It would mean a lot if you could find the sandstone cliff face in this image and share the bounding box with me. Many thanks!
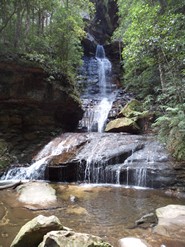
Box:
[0,56,83,166]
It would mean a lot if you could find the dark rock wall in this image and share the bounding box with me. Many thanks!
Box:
[90,0,118,44]
[82,0,119,57]
[0,57,83,166]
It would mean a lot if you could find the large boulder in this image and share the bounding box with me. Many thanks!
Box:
[10,215,63,247]
[105,117,140,133]
[106,99,154,133]
[154,204,185,240]
[38,230,112,247]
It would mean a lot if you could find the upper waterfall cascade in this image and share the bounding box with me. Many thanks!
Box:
[78,45,116,132]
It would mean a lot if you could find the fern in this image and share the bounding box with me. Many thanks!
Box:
[153,104,185,160]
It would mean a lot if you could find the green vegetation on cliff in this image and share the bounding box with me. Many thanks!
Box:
[0,0,94,76]
[115,0,185,160]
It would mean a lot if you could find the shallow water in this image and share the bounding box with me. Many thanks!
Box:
[1,184,185,247]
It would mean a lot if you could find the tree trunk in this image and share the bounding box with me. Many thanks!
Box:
[158,52,166,92]
[158,0,167,13]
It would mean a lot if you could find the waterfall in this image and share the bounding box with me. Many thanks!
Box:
[0,44,170,189]
[95,44,105,58]
[96,45,112,96]
[2,133,85,180]
[79,45,116,132]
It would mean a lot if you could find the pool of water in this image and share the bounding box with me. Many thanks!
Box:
[1,184,185,247]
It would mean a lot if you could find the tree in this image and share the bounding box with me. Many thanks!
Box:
[114,0,185,159]
[0,0,94,76]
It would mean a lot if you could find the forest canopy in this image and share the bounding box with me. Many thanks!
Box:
[0,0,94,75]
[114,0,185,160]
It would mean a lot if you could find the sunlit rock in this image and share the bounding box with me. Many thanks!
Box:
[38,230,113,247]
[10,215,63,247]
[17,182,56,206]
[118,237,150,247]
[154,204,185,240]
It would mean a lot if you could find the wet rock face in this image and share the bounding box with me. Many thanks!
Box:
[31,132,177,188]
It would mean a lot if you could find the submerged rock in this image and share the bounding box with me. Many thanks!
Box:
[66,205,88,215]
[154,204,185,240]
[10,215,63,247]
[39,230,112,247]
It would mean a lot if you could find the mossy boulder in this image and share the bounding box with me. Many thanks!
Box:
[10,215,63,247]
[11,215,112,247]
[105,117,140,133]
[39,230,113,247]
[106,99,153,133]
[118,99,144,118]
[0,139,14,173]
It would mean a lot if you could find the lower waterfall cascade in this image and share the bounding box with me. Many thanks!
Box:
[0,45,176,189]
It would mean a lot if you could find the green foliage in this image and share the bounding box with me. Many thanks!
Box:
[115,0,185,159]
[115,0,185,96]
[153,104,185,160]
[0,0,94,77]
